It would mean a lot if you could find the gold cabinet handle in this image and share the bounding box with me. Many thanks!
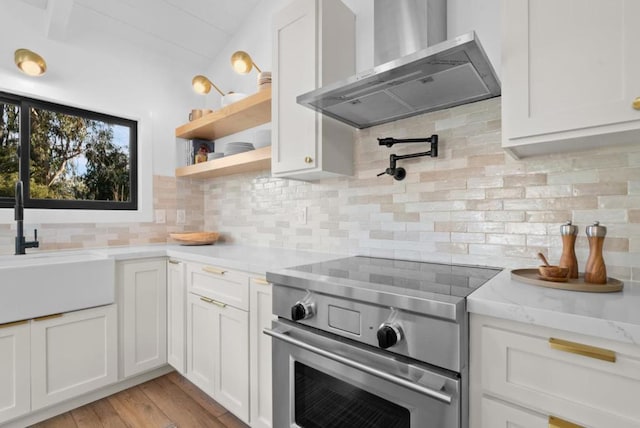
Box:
[254,277,269,285]
[202,266,227,275]
[549,337,615,363]
[168,259,180,265]
[304,156,313,164]
[549,415,584,428]
[34,313,63,322]
[200,296,227,308]
[0,319,29,329]
[633,97,640,110]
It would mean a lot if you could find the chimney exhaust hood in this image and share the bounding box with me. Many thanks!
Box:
[296,0,501,129]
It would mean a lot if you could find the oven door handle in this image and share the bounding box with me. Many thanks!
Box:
[264,328,453,405]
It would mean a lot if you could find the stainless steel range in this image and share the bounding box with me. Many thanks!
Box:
[265,256,501,428]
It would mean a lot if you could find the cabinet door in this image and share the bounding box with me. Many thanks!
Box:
[186,293,217,396]
[272,0,355,179]
[272,0,318,175]
[215,301,249,424]
[482,396,548,428]
[118,259,167,378]
[0,321,30,424]
[249,278,274,428]
[167,259,186,374]
[502,0,640,157]
[31,305,117,410]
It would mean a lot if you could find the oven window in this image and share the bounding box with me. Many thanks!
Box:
[294,362,410,428]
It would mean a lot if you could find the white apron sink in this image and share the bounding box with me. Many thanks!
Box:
[0,252,115,324]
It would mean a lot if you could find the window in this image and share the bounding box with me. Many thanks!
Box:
[0,92,137,210]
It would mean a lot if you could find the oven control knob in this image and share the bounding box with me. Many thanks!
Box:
[291,302,314,321]
[377,323,403,349]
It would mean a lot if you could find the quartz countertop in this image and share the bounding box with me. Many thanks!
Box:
[468,269,640,345]
[93,243,342,275]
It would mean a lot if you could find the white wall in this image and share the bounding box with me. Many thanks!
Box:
[0,0,197,223]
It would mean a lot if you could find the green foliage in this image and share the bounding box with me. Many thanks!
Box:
[0,103,131,202]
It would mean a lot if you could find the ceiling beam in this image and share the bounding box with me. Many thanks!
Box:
[46,0,74,40]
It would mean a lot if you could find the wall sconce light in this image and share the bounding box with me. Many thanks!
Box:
[230,51,262,74]
[191,75,225,96]
[14,48,47,76]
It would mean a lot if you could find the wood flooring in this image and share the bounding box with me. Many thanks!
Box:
[30,372,249,428]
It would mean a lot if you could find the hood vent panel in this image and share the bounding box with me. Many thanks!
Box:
[296,0,500,129]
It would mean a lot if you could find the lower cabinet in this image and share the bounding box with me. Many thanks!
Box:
[186,269,250,423]
[249,277,274,428]
[167,259,186,374]
[470,314,640,428]
[117,258,167,379]
[0,321,30,424]
[31,305,118,410]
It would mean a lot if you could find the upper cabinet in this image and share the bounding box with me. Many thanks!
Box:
[501,0,640,158]
[272,0,355,180]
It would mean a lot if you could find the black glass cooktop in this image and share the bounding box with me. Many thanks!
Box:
[288,256,501,298]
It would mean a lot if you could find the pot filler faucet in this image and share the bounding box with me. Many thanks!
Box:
[15,181,39,255]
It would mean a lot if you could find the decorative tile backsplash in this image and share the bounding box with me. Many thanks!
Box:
[0,176,204,255]
[204,98,640,280]
[1,97,637,281]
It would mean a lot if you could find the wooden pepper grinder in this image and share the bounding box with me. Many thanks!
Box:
[559,221,579,279]
[585,221,607,284]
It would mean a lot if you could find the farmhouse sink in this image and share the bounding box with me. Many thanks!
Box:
[0,252,115,324]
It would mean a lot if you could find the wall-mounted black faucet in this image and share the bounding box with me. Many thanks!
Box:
[376,134,438,181]
[15,181,39,255]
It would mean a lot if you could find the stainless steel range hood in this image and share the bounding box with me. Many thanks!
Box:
[296,0,501,129]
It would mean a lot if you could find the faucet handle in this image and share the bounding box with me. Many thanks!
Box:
[34,228,38,241]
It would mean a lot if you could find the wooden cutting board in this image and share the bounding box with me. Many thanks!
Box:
[511,269,623,292]
[169,232,219,246]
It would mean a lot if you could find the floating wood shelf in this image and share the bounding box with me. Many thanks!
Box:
[175,88,271,141]
[175,146,271,179]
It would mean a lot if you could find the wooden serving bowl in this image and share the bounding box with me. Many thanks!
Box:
[538,265,569,279]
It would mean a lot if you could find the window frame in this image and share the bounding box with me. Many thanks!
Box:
[0,91,138,210]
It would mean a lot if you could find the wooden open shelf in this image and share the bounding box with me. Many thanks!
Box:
[175,146,271,179]
[175,88,271,141]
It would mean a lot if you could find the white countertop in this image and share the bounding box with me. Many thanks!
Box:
[468,269,640,345]
[93,243,343,275]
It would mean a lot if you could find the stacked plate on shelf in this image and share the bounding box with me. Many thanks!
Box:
[258,71,271,92]
[207,152,225,161]
[224,142,255,156]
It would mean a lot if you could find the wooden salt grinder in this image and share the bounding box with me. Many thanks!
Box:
[559,221,579,279]
[585,221,607,284]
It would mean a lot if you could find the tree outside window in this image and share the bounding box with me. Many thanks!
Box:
[0,93,137,210]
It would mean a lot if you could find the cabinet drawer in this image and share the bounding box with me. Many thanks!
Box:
[481,325,640,427]
[186,262,249,311]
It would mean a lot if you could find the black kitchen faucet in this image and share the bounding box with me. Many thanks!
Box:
[15,180,39,255]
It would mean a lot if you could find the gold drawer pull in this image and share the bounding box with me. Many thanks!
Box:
[304,156,313,164]
[0,319,29,329]
[549,337,615,363]
[200,296,227,308]
[633,97,640,110]
[254,277,269,285]
[34,313,63,322]
[202,266,227,275]
[549,415,584,428]
[168,259,180,265]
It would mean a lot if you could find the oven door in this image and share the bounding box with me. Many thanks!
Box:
[265,319,460,428]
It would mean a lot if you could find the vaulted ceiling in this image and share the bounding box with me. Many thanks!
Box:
[18,0,262,68]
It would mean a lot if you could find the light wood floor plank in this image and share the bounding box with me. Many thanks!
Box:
[86,399,128,428]
[71,405,103,428]
[140,376,227,428]
[218,411,250,428]
[107,386,173,428]
[165,371,228,417]
[30,412,78,428]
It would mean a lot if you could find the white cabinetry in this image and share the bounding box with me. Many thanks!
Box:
[272,0,355,180]
[501,0,640,158]
[167,259,186,374]
[470,314,640,428]
[31,305,117,410]
[185,262,250,424]
[249,277,274,428]
[0,321,30,424]
[117,259,167,378]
